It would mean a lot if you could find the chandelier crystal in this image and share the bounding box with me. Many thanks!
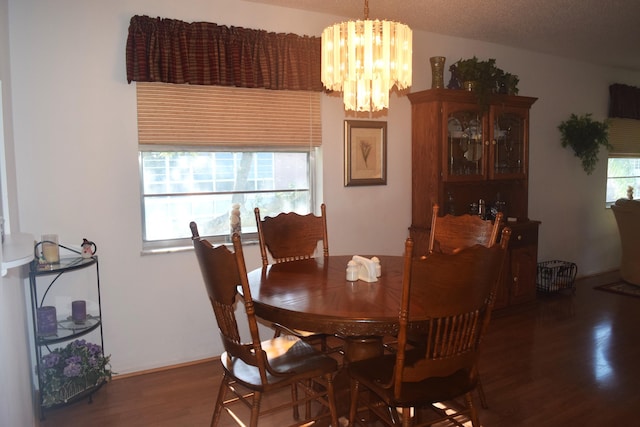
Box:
[321,1,412,112]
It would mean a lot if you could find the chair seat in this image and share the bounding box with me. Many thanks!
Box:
[349,350,476,408]
[272,322,322,338]
[222,335,338,390]
[190,226,339,427]
[272,322,343,356]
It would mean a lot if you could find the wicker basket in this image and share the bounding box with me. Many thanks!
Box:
[536,260,577,293]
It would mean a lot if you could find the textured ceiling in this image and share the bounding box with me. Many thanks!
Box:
[246,0,640,72]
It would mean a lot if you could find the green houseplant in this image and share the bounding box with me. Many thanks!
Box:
[499,72,519,95]
[39,339,112,407]
[558,113,611,175]
[451,56,519,109]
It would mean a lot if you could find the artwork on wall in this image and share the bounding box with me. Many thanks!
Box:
[344,120,387,186]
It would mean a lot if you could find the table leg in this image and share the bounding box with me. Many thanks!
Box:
[344,336,384,363]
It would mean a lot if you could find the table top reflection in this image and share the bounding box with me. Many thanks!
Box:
[246,255,430,337]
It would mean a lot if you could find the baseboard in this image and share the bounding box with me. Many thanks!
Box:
[112,356,220,381]
[575,269,620,287]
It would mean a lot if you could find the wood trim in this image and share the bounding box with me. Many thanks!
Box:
[111,356,219,381]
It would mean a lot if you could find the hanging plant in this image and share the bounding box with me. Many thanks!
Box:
[558,113,611,175]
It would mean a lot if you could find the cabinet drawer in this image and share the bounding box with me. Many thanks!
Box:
[504,221,539,248]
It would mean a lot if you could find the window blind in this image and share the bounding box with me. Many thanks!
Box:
[608,118,640,156]
[136,82,321,147]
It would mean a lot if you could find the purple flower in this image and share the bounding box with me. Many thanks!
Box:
[66,355,82,365]
[87,343,101,355]
[42,353,61,368]
[63,362,82,377]
[70,339,87,352]
[39,339,112,406]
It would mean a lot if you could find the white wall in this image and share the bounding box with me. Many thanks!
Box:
[1,0,37,424]
[6,0,640,393]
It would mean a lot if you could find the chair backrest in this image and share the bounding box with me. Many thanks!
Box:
[393,227,511,397]
[254,204,329,267]
[428,204,504,255]
[189,222,270,383]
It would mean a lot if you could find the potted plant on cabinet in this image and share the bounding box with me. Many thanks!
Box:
[558,113,611,175]
[450,56,519,109]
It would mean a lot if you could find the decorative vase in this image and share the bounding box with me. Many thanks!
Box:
[429,56,446,89]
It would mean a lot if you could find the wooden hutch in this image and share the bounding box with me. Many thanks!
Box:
[409,88,539,309]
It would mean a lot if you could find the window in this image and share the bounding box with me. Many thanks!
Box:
[135,83,321,252]
[140,148,315,251]
[606,118,640,206]
[606,158,640,204]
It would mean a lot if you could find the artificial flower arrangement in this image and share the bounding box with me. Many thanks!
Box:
[39,339,112,407]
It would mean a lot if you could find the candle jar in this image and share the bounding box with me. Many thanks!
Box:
[37,306,58,336]
[41,234,60,264]
[72,300,87,324]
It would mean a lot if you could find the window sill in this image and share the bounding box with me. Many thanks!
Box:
[140,237,259,256]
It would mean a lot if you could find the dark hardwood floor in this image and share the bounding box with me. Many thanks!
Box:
[38,272,639,426]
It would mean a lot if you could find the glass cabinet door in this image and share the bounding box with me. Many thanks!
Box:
[444,104,486,181]
[491,106,528,179]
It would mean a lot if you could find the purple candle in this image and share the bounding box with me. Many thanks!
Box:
[37,306,57,336]
[72,300,87,323]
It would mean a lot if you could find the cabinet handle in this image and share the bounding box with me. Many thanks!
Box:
[513,276,518,282]
[485,140,490,146]
[517,234,523,241]
[492,139,497,145]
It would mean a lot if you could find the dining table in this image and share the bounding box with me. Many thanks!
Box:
[246,254,431,362]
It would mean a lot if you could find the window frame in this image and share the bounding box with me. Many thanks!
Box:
[606,154,640,208]
[138,145,318,254]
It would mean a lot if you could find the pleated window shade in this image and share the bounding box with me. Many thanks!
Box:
[608,118,640,156]
[136,82,321,147]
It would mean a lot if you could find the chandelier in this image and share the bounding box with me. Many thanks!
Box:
[321,0,412,112]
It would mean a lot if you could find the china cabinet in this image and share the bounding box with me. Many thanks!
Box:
[29,246,104,418]
[408,88,539,308]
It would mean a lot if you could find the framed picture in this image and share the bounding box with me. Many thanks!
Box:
[344,120,387,186]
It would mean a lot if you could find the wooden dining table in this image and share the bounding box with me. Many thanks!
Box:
[246,255,430,362]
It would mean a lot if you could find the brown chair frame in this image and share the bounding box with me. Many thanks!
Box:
[254,204,329,268]
[427,203,504,408]
[349,229,511,427]
[254,204,340,354]
[428,204,504,255]
[190,223,338,427]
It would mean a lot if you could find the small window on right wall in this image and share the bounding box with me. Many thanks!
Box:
[606,118,640,206]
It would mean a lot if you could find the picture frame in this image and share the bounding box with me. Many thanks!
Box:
[344,120,387,186]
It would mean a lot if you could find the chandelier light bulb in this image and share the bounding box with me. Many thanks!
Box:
[321,3,412,112]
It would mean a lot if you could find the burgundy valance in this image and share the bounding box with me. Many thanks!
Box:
[609,83,640,120]
[126,15,323,91]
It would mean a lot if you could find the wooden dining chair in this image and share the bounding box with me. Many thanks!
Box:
[189,223,339,427]
[427,203,504,408]
[428,203,504,255]
[385,204,504,406]
[254,204,340,354]
[348,229,511,427]
[254,203,329,268]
